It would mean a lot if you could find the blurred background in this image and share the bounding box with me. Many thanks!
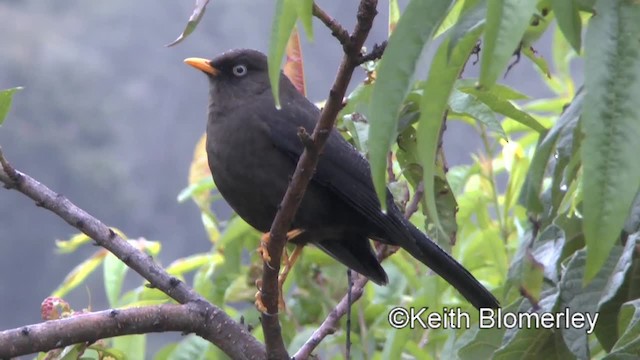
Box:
[0,0,569,342]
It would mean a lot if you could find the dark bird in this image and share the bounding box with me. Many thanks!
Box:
[184,49,499,310]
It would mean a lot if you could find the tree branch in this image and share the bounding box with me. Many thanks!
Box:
[0,304,233,358]
[293,244,397,360]
[357,40,387,65]
[312,3,350,48]
[259,1,379,358]
[0,148,265,359]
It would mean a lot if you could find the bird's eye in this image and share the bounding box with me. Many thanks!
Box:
[232,64,248,77]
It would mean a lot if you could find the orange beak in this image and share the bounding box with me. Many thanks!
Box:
[184,58,219,76]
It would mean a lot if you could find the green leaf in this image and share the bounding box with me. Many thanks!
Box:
[176,177,215,203]
[557,246,624,359]
[57,344,87,360]
[381,327,412,359]
[295,0,313,40]
[594,233,640,351]
[575,0,596,13]
[458,79,529,100]
[193,260,218,302]
[519,89,583,212]
[417,18,483,240]
[582,0,640,283]
[492,289,572,359]
[166,0,210,47]
[166,253,218,276]
[154,343,178,360]
[607,299,640,357]
[112,335,146,360]
[342,113,370,153]
[287,328,317,354]
[368,0,454,209]
[520,0,554,48]
[457,325,505,359]
[435,0,468,37]
[0,87,22,126]
[87,344,126,359]
[623,192,640,234]
[268,0,298,108]
[522,46,551,79]
[103,253,128,307]
[164,334,211,360]
[493,325,573,359]
[460,86,546,132]
[52,252,105,298]
[55,233,93,254]
[480,0,538,88]
[551,0,582,53]
[339,82,374,120]
[448,89,507,139]
[447,0,486,58]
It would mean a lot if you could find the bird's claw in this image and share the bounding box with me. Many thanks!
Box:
[258,232,272,263]
[254,291,268,313]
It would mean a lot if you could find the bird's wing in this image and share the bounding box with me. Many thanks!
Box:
[260,95,401,237]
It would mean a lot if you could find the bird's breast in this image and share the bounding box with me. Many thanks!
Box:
[205,109,294,231]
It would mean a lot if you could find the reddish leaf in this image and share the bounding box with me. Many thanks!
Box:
[283,27,306,96]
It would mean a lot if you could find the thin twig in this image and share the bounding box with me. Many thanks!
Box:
[0,146,21,186]
[404,180,424,219]
[386,151,396,183]
[0,151,264,359]
[312,3,350,47]
[259,1,379,359]
[293,244,393,360]
[358,40,387,64]
[345,270,353,360]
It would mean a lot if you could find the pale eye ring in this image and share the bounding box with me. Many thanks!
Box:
[232,64,248,77]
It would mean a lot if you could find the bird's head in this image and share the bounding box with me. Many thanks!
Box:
[184,49,275,100]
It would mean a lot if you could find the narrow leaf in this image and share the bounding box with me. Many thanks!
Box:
[103,253,128,307]
[448,89,507,139]
[609,299,640,356]
[447,0,486,58]
[461,86,546,132]
[480,0,538,88]
[283,27,306,96]
[295,0,313,40]
[113,335,146,360]
[369,0,454,209]
[582,0,640,283]
[519,89,584,212]
[0,87,22,125]
[417,23,483,239]
[268,0,298,108]
[522,45,552,78]
[457,79,529,100]
[166,0,210,47]
[52,251,106,298]
[389,0,400,35]
[551,0,582,53]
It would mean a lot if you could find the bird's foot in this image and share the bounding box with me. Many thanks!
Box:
[254,279,268,313]
[254,279,285,312]
[255,230,305,312]
[277,244,304,311]
[258,232,272,263]
[279,244,303,288]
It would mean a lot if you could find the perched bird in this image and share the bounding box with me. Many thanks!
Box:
[184,49,499,310]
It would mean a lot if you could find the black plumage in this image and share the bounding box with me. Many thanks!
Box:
[185,49,499,309]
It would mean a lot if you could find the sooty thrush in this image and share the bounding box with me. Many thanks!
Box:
[184,49,499,310]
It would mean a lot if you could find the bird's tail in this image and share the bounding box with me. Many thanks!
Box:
[400,217,499,310]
